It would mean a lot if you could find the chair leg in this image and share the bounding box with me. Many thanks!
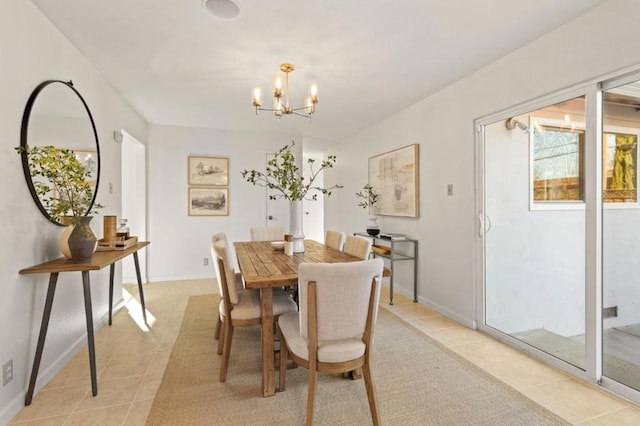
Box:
[362,362,380,426]
[219,322,234,382]
[279,330,287,391]
[217,319,225,355]
[306,368,317,426]
[214,315,221,340]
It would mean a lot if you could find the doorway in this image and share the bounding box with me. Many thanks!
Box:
[120,130,147,283]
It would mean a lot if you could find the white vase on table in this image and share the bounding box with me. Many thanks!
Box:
[290,200,305,253]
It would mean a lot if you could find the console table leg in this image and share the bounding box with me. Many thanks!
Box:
[108,264,115,326]
[25,273,58,406]
[81,271,98,396]
[133,251,147,323]
[413,243,418,303]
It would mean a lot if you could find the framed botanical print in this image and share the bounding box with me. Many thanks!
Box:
[188,156,229,186]
[188,187,229,216]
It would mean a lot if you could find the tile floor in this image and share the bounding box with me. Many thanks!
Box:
[9,279,640,425]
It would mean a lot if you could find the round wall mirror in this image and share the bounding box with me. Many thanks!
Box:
[19,80,101,226]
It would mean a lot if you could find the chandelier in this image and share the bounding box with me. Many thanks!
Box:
[252,63,318,120]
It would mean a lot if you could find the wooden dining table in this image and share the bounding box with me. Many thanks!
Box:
[234,239,369,397]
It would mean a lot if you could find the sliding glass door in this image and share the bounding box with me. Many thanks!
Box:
[483,95,587,370]
[602,80,640,392]
[480,73,640,403]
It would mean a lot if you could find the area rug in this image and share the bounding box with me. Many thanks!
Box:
[146,295,569,425]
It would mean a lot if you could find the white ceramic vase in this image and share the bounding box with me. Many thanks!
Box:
[290,200,305,253]
[366,215,380,236]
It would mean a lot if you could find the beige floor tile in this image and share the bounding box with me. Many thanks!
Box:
[74,376,142,412]
[64,403,130,426]
[134,374,162,401]
[8,415,68,425]
[43,359,105,390]
[577,406,640,425]
[424,324,488,347]
[404,313,460,332]
[477,354,571,391]
[449,337,528,366]
[10,385,87,423]
[123,400,154,426]
[99,353,155,380]
[521,378,630,424]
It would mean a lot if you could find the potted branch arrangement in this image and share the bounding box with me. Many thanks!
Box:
[16,145,101,262]
[241,141,342,252]
[356,183,380,236]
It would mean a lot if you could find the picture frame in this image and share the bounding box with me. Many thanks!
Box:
[188,187,229,216]
[188,156,229,186]
[368,144,419,217]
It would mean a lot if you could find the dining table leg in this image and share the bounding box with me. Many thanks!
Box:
[260,287,275,397]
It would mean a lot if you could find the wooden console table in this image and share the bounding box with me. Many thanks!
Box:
[19,241,150,406]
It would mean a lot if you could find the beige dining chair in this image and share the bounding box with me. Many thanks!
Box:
[211,232,244,340]
[278,258,384,425]
[250,225,285,242]
[213,240,297,382]
[343,235,373,260]
[324,230,346,251]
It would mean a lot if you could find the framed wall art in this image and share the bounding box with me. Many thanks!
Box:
[368,144,419,217]
[188,156,229,186]
[188,187,229,216]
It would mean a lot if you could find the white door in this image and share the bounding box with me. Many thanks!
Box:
[121,130,147,283]
[265,152,289,229]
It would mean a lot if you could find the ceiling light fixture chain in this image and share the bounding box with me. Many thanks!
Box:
[252,63,318,121]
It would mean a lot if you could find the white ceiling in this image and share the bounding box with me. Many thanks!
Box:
[32,0,607,143]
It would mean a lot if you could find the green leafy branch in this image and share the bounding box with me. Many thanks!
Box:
[16,145,101,224]
[355,184,379,212]
[241,141,343,201]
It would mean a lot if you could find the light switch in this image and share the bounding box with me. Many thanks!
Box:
[447,184,454,196]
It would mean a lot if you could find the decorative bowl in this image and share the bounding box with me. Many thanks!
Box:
[271,241,285,250]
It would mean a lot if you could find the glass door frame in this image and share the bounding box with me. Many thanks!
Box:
[474,83,602,387]
[476,69,640,405]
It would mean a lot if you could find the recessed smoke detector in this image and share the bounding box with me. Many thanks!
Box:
[202,0,241,20]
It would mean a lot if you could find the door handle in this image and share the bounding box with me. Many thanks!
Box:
[478,213,492,237]
[268,215,274,220]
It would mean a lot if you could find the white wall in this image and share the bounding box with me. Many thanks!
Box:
[0,2,146,423]
[325,0,640,327]
[146,125,305,281]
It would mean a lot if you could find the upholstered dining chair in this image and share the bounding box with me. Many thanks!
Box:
[278,258,384,425]
[343,235,373,260]
[212,240,298,382]
[211,232,244,340]
[250,225,285,242]
[324,230,346,251]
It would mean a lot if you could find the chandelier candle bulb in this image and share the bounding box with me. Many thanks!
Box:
[252,87,262,107]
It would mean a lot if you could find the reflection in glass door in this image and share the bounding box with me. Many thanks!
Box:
[602,81,640,391]
[484,95,587,369]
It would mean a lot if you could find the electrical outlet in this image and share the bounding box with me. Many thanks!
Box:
[447,184,454,196]
[203,257,209,266]
[2,359,13,386]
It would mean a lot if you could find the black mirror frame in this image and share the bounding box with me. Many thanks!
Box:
[19,80,101,226]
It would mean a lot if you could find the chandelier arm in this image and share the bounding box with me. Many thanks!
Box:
[290,106,314,112]
[292,111,311,118]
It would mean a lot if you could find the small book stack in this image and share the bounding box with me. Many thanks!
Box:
[379,232,406,240]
